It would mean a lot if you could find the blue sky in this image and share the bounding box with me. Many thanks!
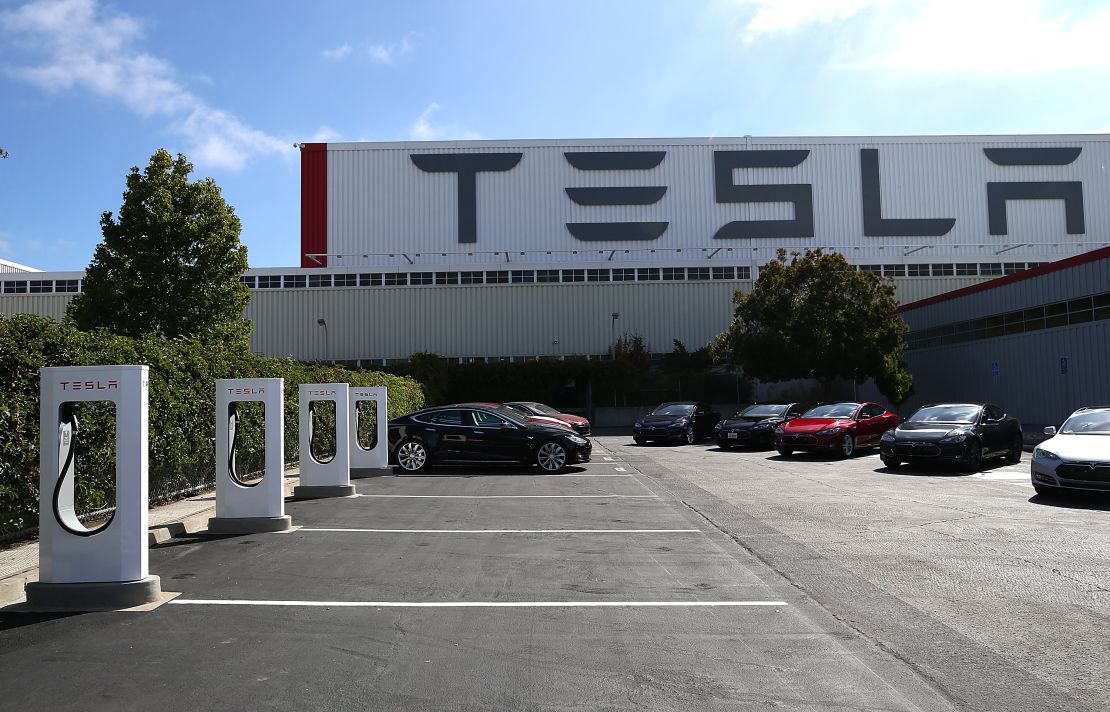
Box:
[2,0,1109,271]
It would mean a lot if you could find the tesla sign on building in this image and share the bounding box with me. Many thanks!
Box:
[300,135,1110,268]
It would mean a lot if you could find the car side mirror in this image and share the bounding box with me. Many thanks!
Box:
[1043,425,1057,436]
[501,421,516,430]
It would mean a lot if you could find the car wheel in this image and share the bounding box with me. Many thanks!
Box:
[684,426,695,445]
[960,441,982,472]
[881,456,901,468]
[536,441,568,472]
[776,448,793,457]
[840,433,855,458]
[1007,433,1023,463]
[1033,483,1062,497]
[395,439,430,473]
[633,435,646,445]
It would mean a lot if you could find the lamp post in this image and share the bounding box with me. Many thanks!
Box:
[610,312,620,360]
[317,318,329,363]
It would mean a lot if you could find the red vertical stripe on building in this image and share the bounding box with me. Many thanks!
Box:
[300,143,328,267]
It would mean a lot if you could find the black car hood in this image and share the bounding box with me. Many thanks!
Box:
[641,414,689,426]
[893,422,972,441]
[720,417,780,430]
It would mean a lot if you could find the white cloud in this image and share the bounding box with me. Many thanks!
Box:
[863,0,1110,73]
[737,0,878,42]
[0,0,291,170]
[367,35,414,65]
[733,0,1110,73]
[308,125,343,143]
[321,43,353,61]
[408,103,481,141]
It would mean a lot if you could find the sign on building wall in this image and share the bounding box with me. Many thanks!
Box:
[301,136,1110,267]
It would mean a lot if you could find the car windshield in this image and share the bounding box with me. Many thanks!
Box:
[908,405,981,424]
[736,404,788,418]
[520,402,561,416]
[652,404,695,416]
[1060,411,1110,434]
[803,403,859,419]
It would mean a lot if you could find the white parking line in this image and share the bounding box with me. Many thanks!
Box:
[353,494,659,499]
[299,528,701,534]
[603,457,614,461]
[171,599,788,608]
[613,467,627,472]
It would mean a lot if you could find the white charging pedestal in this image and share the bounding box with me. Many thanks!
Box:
[292,383,355,498]
[207,378,292,534]
[349,386,392,478]
[25,365,161,611]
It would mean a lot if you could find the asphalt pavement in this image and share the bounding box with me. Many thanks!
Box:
[0,440,971,712]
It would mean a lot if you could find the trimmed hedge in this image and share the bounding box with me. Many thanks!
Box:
[0,313,424,538]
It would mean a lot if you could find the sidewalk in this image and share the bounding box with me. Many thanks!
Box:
[0,469,300,607]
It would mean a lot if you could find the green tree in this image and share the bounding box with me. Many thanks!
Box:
[68,149,250,340]
[726,249,913,403]
[0,147,9,158]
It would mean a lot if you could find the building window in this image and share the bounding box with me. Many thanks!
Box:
[309,274,332,288]
[55,279,80,293]
[257,275,281,289]
[562,269,585,282]
[662,267,685,281]
[384,273,408,286]
[359,273,382,287]
[931,264,954,276]
[485,271,509,284]
[436,271,460,285]
[1003,262,1026,275]
[979,263,1003,276]
[587,269,610,282]
[955,263,978,276]
[907,264,929,277]
[334,273,357,287]
[460,271,483,285]
[711,267,735,280]
[883,264,907,277]
[3,281,28,294]
[408,272,432,285]
[28,280,53,293]
[858,264,882,274]
[536,269,559,283]
[637,268,661,281]
[612,268,635,282]
[510,270,534,284]
[283,275,306,288]
[736,266,752,280]
[240,276,256,288]
[688,267,710,281]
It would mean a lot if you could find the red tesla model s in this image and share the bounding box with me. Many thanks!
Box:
[773,402,900,458]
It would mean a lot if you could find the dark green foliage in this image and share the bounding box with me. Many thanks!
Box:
[67,149,251,340]
[0,313,425,538]
[726,249,912,403]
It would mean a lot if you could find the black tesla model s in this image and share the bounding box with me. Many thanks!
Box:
[388,403,592,473]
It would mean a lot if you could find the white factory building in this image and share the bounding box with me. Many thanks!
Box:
[3,134,1109,366]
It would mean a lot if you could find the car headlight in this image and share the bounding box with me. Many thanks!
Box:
[815,427,842,436]
[1033,447,1060,461]
[567,435,588,446]
[676,418,689,426]
[881,430,896,442]
[752,420,776,430]
[940,428,971,443]
[634,420,642,428]
[775,426,786,434]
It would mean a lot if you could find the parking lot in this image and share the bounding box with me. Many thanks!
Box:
[2,436,1108,711]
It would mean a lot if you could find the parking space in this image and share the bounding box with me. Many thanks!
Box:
[601,435,1110,711]
[0,443,965,711]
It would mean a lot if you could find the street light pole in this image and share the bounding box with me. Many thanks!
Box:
[610,312,620,360]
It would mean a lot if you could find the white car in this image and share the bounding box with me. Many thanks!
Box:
[1030,406,1110,496]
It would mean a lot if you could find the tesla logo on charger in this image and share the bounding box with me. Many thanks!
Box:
[227,387,266,395]
[59,380,118,391]
[309,390,336,397]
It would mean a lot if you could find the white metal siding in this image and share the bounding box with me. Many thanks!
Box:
[323,135,1110,268]
[0,294,73,320]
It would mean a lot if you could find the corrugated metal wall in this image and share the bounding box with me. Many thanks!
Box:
[898,321,1109,426]
[0,294,72,320]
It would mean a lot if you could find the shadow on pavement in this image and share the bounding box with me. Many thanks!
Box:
[875,458,1015,477]
[1027,492,1110,510]
[390,465,589,478]
[0,609,82,629]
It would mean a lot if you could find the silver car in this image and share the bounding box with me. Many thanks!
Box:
[1030,406,1110,496]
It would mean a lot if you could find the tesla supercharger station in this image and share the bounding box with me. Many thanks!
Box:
[25,365,162,610]
[292,383,355,499]
[349,386,391,477]
[207,378,292,534]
